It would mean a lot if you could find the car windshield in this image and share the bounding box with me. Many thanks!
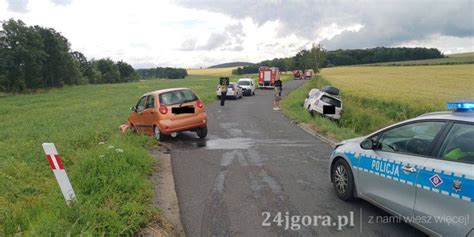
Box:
[159,90,197,105]
[321,95,341,107]
[238,81,250,86]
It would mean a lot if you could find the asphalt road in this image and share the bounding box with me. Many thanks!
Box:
[167,80,424,237]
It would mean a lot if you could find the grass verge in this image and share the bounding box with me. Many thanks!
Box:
[0,76,218,235]
[281,64,474,141]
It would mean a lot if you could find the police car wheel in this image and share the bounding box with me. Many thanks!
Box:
[332,159,355,200]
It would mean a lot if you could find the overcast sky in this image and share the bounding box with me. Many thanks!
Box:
[1,0,473,68]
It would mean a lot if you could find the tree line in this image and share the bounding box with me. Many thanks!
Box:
[0,19,139,92]
[136,67,187,79]
[232,46,444,75]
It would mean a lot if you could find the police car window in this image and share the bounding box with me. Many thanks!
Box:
[136,96,146,111]
[145,95,154,109]
[377,121,445,156]
[439,123,474,164]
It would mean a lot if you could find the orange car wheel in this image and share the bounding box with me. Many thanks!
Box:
[196,126,208,139]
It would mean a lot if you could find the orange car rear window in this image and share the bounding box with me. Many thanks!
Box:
[159,90,197,106]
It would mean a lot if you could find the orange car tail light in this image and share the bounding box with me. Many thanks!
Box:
[159,105,168,114]
[196,100,203,108]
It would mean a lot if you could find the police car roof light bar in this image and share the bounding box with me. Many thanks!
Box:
[447,101,474,112]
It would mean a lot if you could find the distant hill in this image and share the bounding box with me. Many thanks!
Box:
[447,52,474,58]
[209,62,254,68]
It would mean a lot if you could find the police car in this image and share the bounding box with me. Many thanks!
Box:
[329,102,474,236]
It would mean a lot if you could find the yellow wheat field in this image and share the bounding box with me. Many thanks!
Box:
[187,67,237,76]
[321,65,474,109]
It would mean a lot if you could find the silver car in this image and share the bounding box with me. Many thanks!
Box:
[329,102,474,236]
[216,82,243,100]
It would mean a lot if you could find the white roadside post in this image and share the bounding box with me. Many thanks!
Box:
[42,143,76,205]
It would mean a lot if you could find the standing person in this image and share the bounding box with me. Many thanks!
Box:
[219,77,229,106]
[273,78,282,110]
[274,77,282,96]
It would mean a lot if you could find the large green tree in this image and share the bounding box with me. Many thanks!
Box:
[1,19,139,92]
[92,58,120,84]
[35,26,81,87]
[0,19,46,92]
[117,60,138,82]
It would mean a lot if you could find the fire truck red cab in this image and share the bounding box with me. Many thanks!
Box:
[293,70,303,80]
[258,67,280,88]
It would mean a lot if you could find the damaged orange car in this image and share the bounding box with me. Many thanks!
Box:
[128,88,208,140]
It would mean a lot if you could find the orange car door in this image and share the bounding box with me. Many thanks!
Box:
[142,95,156,135]
[134,96,147,132]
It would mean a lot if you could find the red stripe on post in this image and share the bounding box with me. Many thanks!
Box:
[46,155,56,169]
[54,155,64,170]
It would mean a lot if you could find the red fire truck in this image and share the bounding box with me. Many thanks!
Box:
[258,67,280,88]
[293,70,303,80]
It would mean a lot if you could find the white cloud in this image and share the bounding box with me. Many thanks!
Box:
[398,35,474,55]
[1,0,473,68]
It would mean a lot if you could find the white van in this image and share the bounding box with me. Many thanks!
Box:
[237,78,256,96]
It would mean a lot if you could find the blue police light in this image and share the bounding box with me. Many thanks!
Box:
[447,101,474,112]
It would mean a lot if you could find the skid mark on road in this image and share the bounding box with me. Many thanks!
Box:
[245,160,319,236]
[203,137,316,150]
[201,150,237,236]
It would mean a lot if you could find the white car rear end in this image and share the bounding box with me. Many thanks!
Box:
[216,83,242,99]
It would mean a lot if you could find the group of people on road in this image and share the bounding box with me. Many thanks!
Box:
[218,77,283,110]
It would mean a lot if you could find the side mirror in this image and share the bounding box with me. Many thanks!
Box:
[360,139,374,150]
[130,106,137,112]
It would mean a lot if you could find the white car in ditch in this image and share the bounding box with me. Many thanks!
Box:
[304,86,343,120]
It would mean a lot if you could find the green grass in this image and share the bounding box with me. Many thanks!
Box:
[367,52,474,66]
[282,65,474,141]
[0,75,219,235]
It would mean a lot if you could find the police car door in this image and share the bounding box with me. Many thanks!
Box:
[413,122,474,236]
[358,121,446,219]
